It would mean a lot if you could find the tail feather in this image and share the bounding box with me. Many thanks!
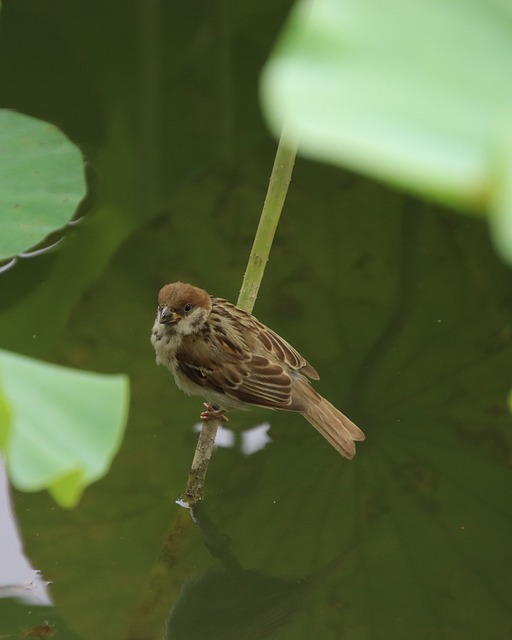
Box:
[297,384,365,459]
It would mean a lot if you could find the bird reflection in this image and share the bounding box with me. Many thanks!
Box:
[166,567,310,640]
[165,504,355,640]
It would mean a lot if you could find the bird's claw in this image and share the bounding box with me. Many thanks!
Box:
[200,403,228,422]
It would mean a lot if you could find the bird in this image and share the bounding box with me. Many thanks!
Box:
[150,282,365,458]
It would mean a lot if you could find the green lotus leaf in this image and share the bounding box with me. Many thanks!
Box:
[261,0,512,262]
[0,349,129,508]
[0,109,85,260]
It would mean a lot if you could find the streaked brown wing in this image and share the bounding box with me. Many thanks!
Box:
[227,355,293,408]
[176,332,294,409]
[253,321,320,380]
[212,297,319,380]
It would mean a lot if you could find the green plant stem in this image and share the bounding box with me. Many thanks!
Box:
[182,121,299,507]
[127,125,300,640]
[237,121,300,314]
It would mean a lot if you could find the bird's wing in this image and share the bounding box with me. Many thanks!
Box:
[176,350,294,409]
[252,321,320,380]
[212,298,320,380]
[175,314,292,409]
[175,298,319,409]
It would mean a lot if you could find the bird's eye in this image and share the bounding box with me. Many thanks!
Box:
[184,303,193,313]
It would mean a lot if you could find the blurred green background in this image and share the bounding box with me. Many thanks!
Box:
[1,1,511,639]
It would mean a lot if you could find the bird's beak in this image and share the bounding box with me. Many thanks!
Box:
[159,306,180,324]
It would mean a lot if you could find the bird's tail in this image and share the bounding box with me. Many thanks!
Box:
[298,383,365,459]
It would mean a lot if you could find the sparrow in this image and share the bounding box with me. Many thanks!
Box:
[150,282,365,458]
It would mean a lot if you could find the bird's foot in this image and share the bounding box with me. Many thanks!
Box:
[200,403,228,422]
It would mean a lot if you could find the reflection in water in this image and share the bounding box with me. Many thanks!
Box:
[20,621,55,638]
[164,504,354,640]
[165,567,311,640]
[125,501,354,640]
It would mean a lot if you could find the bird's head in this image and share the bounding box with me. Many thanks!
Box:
[156,282,212,336]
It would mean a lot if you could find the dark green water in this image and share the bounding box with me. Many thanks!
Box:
[1,2,512,639]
